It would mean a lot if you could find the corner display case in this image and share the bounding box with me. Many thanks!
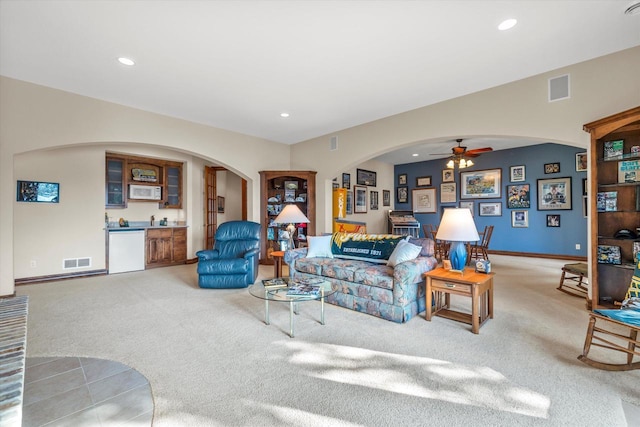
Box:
[259,170,316,265]
[584,106,640,308]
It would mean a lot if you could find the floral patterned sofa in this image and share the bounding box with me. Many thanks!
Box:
[285,233,438,323]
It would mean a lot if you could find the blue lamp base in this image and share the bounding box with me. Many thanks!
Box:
[449,241,467,271]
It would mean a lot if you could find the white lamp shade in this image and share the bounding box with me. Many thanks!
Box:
[436,208,480,242]
[274,204,310,225]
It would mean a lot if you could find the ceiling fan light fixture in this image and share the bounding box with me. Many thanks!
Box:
[446,159,454,169]
[466,159,474,167]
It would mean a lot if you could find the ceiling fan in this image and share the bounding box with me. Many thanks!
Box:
[432,139,493,168]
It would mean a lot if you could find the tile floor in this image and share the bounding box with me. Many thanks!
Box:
[23,357,153,426]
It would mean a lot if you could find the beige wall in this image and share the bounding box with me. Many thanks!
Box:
[2,46,639,296]
[291,46,640,232]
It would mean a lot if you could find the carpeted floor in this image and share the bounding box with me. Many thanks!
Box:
[17,255,640,426]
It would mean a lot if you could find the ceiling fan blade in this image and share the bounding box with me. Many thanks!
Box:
[466,147,493,155]
[429,152,454,156]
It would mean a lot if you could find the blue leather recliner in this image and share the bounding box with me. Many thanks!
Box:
[195,221,261,289]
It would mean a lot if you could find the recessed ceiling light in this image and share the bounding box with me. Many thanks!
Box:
[280,112,290,118]
[117,57,135,66]
[498,18,517,31]
[412,153,419,157]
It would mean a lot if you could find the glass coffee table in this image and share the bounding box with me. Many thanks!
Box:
[248,278,335,338]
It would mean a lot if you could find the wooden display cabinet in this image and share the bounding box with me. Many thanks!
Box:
[259,170,316,264]
[584,106,640,308]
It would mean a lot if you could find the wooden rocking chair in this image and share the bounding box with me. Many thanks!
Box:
[578,256,640,371]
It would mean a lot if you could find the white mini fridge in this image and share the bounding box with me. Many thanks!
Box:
[108,229,146,274]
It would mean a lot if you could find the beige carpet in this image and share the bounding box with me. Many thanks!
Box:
[17,255,640,426]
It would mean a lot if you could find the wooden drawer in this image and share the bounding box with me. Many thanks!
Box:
[147,228,173,239]
[430,279,471,295]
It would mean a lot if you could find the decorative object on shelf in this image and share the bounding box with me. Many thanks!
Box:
[382,190,390,207]
[217,196,225,213]
[284,181,299,190]
[412,188,437,213]
[506,184,530,209]
[632,145,640,155]
[435,208,480,272]
[547,214,561,227]
[509,165,525,182]
[342,173,351,189]
[398,173,407,185]
[273,204,310,250]
[357,169,377,186]
[537,177,572,210]
[131,168,157,182]
[459,201,474,216]
[460,168,501,199]
[596,191,617,212]
[479,202,502,216]
[440,183,456,203]
[618,159,640,183]
[354,185,367,213]
[576,152,587,171]
[370,190,379,210]
[442,169,454,182]
[604,139,624,160]
[416,176,431,187]
[544,162,561,174]
[597,245,622,265]
[396,186,408,204]
[511,210,528,228]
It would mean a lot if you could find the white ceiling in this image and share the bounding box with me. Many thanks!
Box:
[1,1,639,160]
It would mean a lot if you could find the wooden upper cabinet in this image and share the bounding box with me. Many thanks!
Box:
[105,153,183,209]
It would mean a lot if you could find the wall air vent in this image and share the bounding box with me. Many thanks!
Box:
[63,257,92,269]
[548,74,570,102]
[330,136,338,151]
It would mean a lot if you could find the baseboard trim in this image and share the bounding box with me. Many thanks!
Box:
[15,269,108,286]
[185,257,198,264]
[489,250,587,261]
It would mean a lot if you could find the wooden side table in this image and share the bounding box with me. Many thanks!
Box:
[271,251,285,278]
[424,267,494,334]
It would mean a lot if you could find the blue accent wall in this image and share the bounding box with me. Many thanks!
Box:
[395,143,587,257]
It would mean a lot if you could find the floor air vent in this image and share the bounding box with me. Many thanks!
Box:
[63,257,92,269]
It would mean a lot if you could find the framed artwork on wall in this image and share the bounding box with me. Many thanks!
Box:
[544,162,560,174]
[460,201,474,216]
[416,176,432,187]
[397,186,408,203]
[506,184,531,209]
[354,185,367,213]
[356,169,377,186]
[346,190,353,215]
[398,173,407,185]
[370,191,379,210]
[383,190,390,206]
[412,188,436,213]
[479,202,502,216]
[217,196,225,213]
[342,173,351,189]
[440,183,456,203]
[547,214,561,227]
[576,152,587,171]
[442,169,454,183]
[460,168,501,199]
[509,165,525,182]
[511,210,528,228]
[537,177,572,210]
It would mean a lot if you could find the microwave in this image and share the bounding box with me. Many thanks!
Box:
[129,184,162,200]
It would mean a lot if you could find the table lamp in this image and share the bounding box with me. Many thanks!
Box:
[436,208,480,272]
[274,204,310,250]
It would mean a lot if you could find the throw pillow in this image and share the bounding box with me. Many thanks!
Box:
[305,235,334,258]
[408,237,434,257]
[387,240,422,267]
[331,232,407,263]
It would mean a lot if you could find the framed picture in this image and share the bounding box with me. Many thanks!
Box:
[346,190,353,215]
[16,180,60,203]
[412,188,437,213]
[416,176,432,187]
[544,162,560,174]
[440,183,457,203]
[370,191,379,210]
[479,202,502,216]
[537,177,572,210]
[217,196,225,213]
[383,189,390,207]
[356,169,377,186]
[460,168,501,199]
[460,201,474,216]
[398,173,407,185]
[582,178,588,195]
[576,152,587,171]
[332,181,339,189]
[582,196,588,218]
[509,165,525,182]
[342,173,351,189]
[397,186,408,204]
[506,184,531,209]
[546,214,560,227]
[442,169,455,183]
[597,245,621,265]
[354,186,367,213]
[511,210,528,228]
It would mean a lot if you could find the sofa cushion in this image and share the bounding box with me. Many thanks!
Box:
[306,235,334,258]
[387,240,422,267]
[408,237,435,257]
[330,232,407,263]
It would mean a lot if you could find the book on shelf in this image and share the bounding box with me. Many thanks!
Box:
[634,242,640,263]
[618,159,640,183]
[596,191,617,212]
[597,245,621,265]
[604,139,624,160]
[262,277,289,289]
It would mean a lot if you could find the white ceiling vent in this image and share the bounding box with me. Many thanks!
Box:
[330,136,338,151]
[548,74,570,102]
